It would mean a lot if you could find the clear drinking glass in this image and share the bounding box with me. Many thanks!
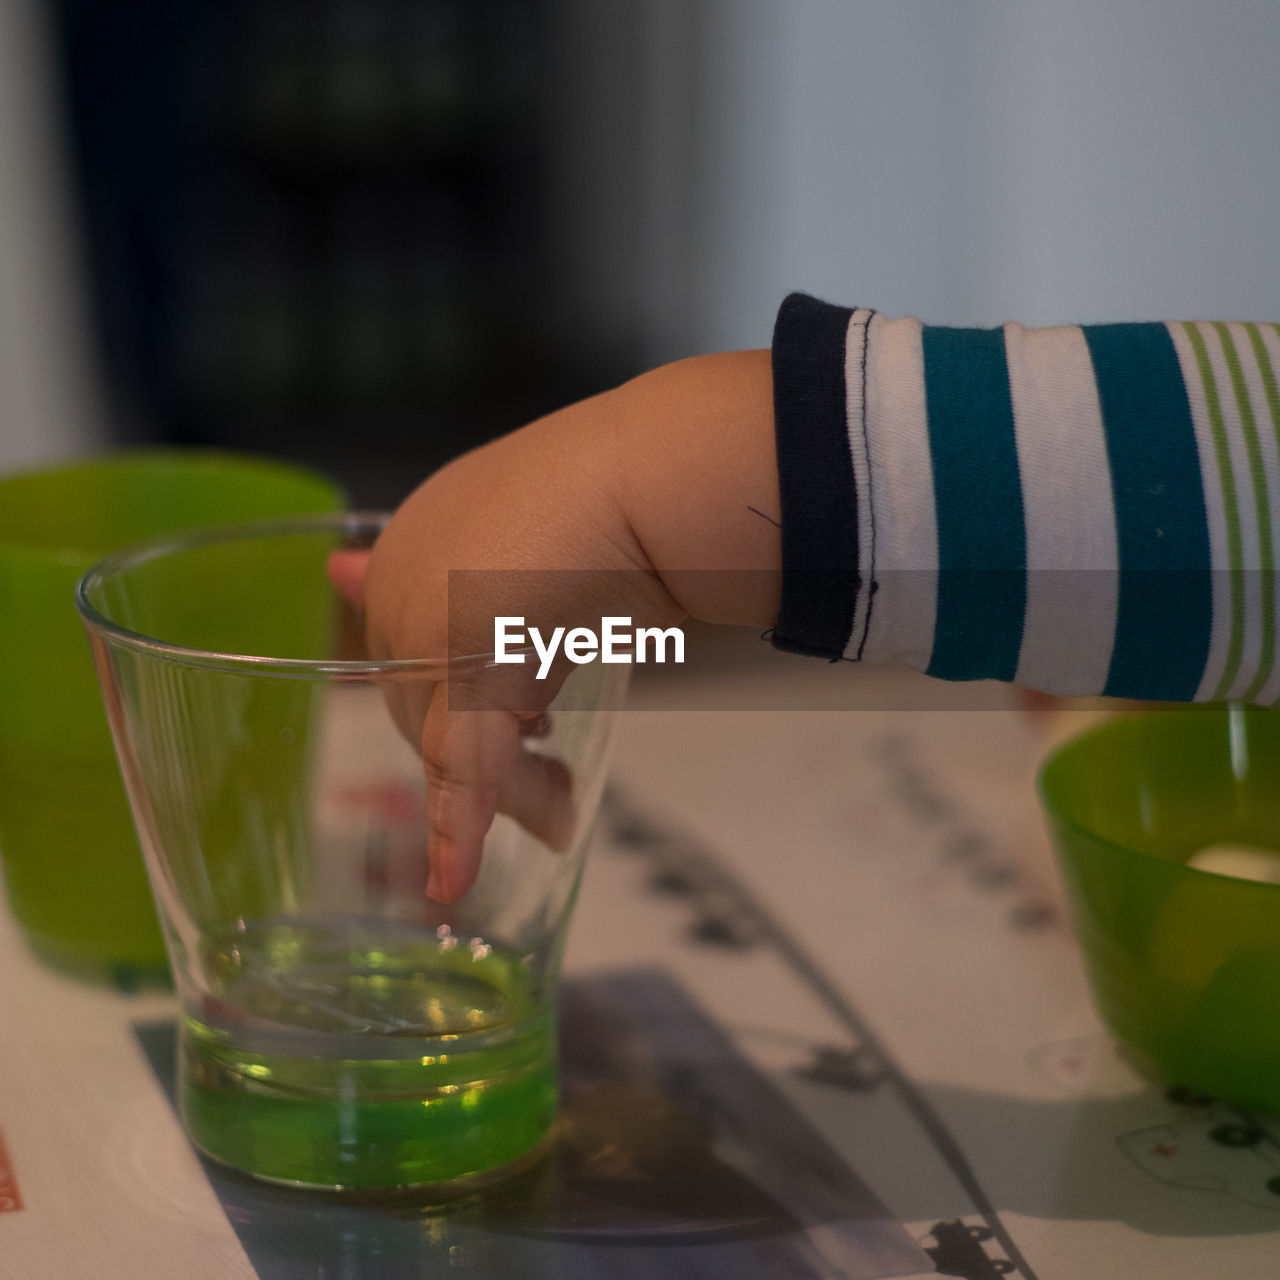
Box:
[76,513,628,1191]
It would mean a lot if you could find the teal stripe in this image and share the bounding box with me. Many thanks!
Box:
[1214,323,1272,703]
[1082,323,1212,701]
[922,325,1026,683]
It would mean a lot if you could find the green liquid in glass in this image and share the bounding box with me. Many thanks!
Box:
[181,919,556,1189]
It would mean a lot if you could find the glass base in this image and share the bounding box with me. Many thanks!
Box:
[177,916,560,1189]
[181,1013,558,1190]
[191,1123,558,1199]
[180,985,557,1187]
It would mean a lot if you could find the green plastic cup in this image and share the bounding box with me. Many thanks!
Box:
[1039,703,1280,1112]
[0,451,344,985]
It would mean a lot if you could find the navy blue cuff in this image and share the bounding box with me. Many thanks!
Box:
[770,293,863,661]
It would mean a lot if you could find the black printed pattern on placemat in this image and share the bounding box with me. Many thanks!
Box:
[794,1044,886,1094]
[1114,1084,1280,1213]
[922,1219,1016,1278]
[133,970,928,1279]
[599,786,1043,1280]
[868,732,1060,933]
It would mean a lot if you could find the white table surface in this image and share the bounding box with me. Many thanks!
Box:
[4,652,1279,1279]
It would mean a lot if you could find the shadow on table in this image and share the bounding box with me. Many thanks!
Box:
[134,969,930,1280]
[788,1062,1280,1239]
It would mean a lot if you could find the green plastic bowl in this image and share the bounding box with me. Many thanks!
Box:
[1039,703,1280,1112]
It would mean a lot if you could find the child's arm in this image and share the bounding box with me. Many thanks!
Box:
[351,295,1280,901]
[355,349,782,900]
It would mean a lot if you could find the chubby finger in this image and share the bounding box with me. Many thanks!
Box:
[419,689,575,902]
[420,690,519,903]
[496,749,575,852]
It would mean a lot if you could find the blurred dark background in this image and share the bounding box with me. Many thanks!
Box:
[4,2,1280,505]
[45,0,644,507]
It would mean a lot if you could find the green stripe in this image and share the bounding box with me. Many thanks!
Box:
[1183,322,1245,700]
[1247,322,1280,702]
[1251,324,1280,435]
[1217,324,1275,702]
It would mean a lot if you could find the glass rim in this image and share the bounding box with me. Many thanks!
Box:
[75,510,494,678]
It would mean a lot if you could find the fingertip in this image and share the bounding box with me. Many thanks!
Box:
[425,837,478,903]
[326,549,370,610]
[424,861,453,903]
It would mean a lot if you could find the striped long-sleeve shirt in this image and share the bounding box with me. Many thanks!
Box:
[770,292,1280,703]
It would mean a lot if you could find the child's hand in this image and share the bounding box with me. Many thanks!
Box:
[340,351,780,902]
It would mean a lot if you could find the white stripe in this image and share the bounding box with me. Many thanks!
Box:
[855,314,937,667]
[1167,321,1234,702]
[1005,323,1119,695]
[1251,322,1280,705]
[842,309,874,658]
